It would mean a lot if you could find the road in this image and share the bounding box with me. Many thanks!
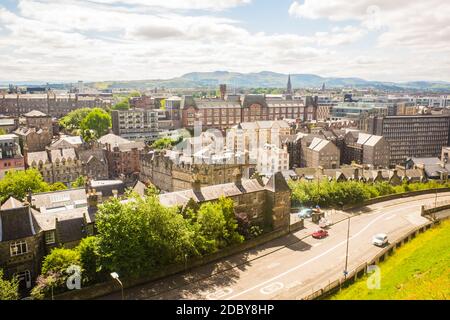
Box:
[99,192,450,300]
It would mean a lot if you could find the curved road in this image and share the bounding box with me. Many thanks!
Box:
[99,192,450,300]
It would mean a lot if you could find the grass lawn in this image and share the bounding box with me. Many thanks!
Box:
[329,219,450,300]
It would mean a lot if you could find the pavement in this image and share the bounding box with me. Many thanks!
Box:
[98,192,450,300]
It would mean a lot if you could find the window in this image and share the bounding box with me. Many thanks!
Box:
[45,231,56,244]
[10,241,28,257]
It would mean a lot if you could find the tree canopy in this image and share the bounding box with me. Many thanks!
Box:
[0,269,19,300]
[0,169,55,203]
[80,108,111,141]
[59,108,92,132]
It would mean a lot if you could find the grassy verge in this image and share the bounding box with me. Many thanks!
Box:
[329,219,450,300]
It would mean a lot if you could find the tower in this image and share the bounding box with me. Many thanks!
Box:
[286,74,293,95]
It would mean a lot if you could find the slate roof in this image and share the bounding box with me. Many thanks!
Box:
[27,151,49,165]
[98,133,130,146]
[90,180,125,197]
[0,206,40,242]
[56,215,86,243]
[1,197,24,210]
[31,188,87,211]
[24,110,48,117]
[159,179,266,207]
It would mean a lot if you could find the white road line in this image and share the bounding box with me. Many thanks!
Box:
[260,282,284,295]
[384,214,397,221]
[225,210,395,300]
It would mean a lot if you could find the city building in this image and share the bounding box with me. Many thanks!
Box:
[98,133,146,180]
[0,134,25,178]
[111,109,159,143]
[303,137,340,169]
[343,131,390,168]
[367,115,450,166]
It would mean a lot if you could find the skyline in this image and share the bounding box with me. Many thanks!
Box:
[0,0,449,82]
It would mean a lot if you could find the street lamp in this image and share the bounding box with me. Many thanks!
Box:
[343,216,351,279]
[110,272,124,300]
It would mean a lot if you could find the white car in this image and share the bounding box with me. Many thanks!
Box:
[372,233,388,247]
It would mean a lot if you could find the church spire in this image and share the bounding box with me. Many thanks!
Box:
[287,74,293,95]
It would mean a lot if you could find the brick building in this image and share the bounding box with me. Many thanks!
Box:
[0,134,25,178]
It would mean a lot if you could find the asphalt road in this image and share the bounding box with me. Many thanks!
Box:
[99,192,450,300]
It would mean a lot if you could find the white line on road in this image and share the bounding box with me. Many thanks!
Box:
[260,282,284,295]
[226,210,395,300]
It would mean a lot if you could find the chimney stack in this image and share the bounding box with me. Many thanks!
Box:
[87,189,98,209]
[233,168,243,186]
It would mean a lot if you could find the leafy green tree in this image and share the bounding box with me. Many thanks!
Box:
[0,269,19,300]
[72,176,88,188]
[0,169,50,203]
[95,195,198,277]
[76,237,101,284]
[151,137,179,150]
[80,108,111,139]
[111,98,130,111]
[59,108,92,132]
[49,182,68,191]
[42,248,80,275]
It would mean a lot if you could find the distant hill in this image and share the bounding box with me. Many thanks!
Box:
[87,71,450,92]
[4,72,450,92]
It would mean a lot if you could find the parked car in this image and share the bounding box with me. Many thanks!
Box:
[298,208,313,219]
[372,233,389,247]
[319,218,332,229]
[312,229,329,239]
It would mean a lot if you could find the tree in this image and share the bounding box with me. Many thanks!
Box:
[77,237,101,284]
[95,195,198,277]
[151,137,178,150]
[111,98,130,111]
[49,182,68,192]
[80,108,111,139]
[41,248,80,275]
[0,269,19,300]
[0,128,7,135]
[59,108,92,132]
[72,176,88,188]
[0,169,50,203]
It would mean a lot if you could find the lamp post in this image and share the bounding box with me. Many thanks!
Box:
[110,272,124,300]
[343,216,351,279]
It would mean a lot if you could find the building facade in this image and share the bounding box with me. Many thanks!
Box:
[367,115,450,165]
[111,109,159,143]
[0,134,25,178]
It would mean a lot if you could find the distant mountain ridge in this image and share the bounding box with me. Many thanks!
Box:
[91,71,450,92]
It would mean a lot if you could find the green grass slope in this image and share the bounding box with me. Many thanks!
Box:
[330,219,450,300]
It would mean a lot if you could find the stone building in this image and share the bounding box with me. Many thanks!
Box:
[181,94,317,130]
[343,131,390,168]
[0,93,112,118]
[26,148,83,186]
[140,149,255,192]
[0,134,25,178]
[159,171,291,231]
[111,109,160,143]
[302,137,340,169]
[98,133,145,180]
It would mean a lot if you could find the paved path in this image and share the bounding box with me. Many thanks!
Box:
[99,192,450,300]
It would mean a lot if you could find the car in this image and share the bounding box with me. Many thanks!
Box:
[298,208,313,219]
[372,233,388,247]
[312,229,329,239]
[319,218,332,229]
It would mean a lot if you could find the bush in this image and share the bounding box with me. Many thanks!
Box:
[0,269,19,300]
[77,237,102,284]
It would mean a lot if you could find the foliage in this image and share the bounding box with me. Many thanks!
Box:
[289,179,450,208]
[59,108,92,132]
[72,176,88,188]
[331,219,450,300]
[77,237,101,284]
[0,269,19,300]
[0,128,7,135]
[80,108,111,141]
[111,98,130,111]
[95,195,199,277]
[31,271,62,300]
[192,197,244,254]
[0,169,51,204]
[151,137,181,150]
[49,182,68,192]
[42,248,81,275]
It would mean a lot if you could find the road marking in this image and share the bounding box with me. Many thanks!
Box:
[206,288,233,300]
[384,214,397,221]
[312,243,322,247]
[260,282,284,295]
[226,211,394,300]
[267,262,281,269]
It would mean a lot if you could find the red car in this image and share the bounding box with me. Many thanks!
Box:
[312,230,329,239]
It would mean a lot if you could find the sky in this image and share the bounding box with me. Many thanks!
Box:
[0,0,449,82]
